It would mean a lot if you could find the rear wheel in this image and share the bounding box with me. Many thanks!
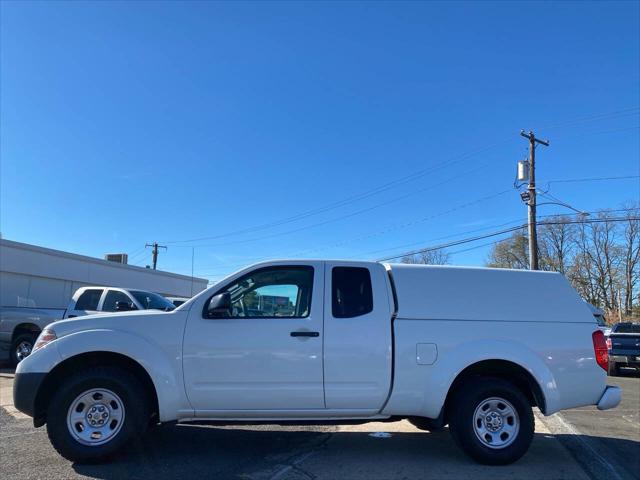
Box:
[10,333,38,366]
[448,377,534,465]
[608,361,619,376]
[46,367,149,463]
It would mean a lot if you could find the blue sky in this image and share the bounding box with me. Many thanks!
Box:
[1,0,639,282]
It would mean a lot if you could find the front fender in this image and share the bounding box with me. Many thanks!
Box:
[42,329,188,422]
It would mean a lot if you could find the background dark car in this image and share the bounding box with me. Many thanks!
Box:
[607,322,640,376]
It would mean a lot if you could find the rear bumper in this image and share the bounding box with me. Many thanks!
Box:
[13,372,47,419]
[596,385,621,411]
[609,354,640,366]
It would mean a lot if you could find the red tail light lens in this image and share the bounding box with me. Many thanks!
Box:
[592,330,608,371]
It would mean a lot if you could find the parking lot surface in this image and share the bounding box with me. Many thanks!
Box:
[540,372,640,480]
[1,368,638,480]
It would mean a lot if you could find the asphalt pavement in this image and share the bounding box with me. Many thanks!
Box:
[539,370,640,480]
[1,368,638,480]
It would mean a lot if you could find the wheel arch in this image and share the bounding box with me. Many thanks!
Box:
[443,359,547,424]
[12,323,41,341]
[33,351,159,428]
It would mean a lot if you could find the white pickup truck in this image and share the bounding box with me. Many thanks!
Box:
[13,260,620,465]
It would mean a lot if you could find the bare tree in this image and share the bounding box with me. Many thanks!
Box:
[570,217,599,304]
[538,216,574,274]
[621,206,640,314]
[484,207,639,321]
[486,230,529,269]
[584,214,622,310]
[401,248,450,265]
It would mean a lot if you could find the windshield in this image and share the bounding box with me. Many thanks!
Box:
[612,323,640,334]
[130,291,176,311]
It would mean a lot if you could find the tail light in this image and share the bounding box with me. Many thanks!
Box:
[592,330,608,372]
[606,337,612,350]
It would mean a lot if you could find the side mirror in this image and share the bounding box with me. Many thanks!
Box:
[115,301,134,311]
[206,292,231,318]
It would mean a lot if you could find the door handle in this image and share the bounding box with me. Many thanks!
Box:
[290,331,319,337]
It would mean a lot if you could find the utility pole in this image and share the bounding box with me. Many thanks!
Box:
[145,242,167,270]
[520,130,549,270]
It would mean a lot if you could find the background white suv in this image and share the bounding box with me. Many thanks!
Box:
[63,287,176,318]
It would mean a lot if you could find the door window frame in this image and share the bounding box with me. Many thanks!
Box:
[201,265,315,320]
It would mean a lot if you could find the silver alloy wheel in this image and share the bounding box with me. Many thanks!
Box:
[66,388,125,446]
[15,341,33,362]
[472,397,520,449]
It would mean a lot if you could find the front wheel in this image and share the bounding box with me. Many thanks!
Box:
[10,333,38,366]
[448,377,534,465]
[46,367,149,463]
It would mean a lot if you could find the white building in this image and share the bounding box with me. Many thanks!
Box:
[0,239,208,309]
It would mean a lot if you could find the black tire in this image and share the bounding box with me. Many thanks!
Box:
[408,416,445,432]
[46,367,149,463]
[10,333,38,366]
[448,377,534,465]
[608,362,619,376]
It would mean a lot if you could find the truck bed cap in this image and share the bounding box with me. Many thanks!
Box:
[387,264,592,323]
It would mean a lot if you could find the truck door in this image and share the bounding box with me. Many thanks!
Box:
[183,262,325,412]
[323,262,394,409]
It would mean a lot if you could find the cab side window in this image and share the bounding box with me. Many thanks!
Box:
[332,267,373,318]
[208,266,314,318]
[74,289,103,311]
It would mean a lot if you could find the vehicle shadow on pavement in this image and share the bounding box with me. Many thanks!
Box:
[69,425,638,480]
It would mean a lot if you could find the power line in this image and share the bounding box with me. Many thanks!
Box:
[190,207,639,272]
[287,189,513,257]
[358,207,636,260]
[555,125,640,139]
[162,143,507,245]
[187,209,640,282]
[160,107,639,247]
[131,253,152,268]
[357,219,526,259]
[377,216,640,262]
[378,226,526,261]
[127,245,146,258]
[545,175,639,185]
[128,248,150,263]
[539,106,639,130]
[447,239,505,256]
[176,167,503,249]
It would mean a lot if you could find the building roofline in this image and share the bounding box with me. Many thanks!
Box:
[0,238,207,284]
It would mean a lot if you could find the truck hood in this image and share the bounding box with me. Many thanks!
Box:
[48,309,170,338]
